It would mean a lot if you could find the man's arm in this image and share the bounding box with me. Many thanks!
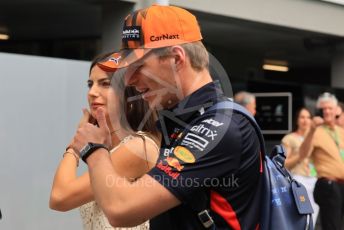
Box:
[87,150,180,227]
[71,108,180,227]
[299,116,323,160]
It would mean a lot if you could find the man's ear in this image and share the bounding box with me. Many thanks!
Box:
[170,45,186,71]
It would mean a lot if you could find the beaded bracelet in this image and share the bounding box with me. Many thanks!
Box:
[63,150,80,167]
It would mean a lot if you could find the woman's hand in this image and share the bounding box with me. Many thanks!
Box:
[78,108,96,128]
[71,108,112,155]
[66,109,95,152]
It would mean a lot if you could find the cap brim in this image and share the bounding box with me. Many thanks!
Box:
[97,49,151,72]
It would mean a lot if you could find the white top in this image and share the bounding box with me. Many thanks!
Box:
[79,201,149,230]
[79,133,159,230]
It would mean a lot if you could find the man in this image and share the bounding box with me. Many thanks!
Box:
[71,4,262,229]
[234,91,256,116]
[299,92,344,230]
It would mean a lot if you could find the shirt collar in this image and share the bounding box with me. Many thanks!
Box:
[160,81,225,122]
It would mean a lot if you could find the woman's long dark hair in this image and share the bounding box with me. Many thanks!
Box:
[89,52,160,144]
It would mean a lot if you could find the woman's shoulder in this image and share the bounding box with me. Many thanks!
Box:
[127,132,159,149]
[112,132,159,159]
[119,131,153,141]
[109,132,160,179]
[282,132,296,142]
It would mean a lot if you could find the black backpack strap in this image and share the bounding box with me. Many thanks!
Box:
[211,100,267,156]
[188,99,266,229]
[187,191,215,229]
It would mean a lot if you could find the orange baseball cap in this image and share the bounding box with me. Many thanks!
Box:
[98,4,203,71]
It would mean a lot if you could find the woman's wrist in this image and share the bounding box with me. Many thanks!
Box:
[63,150,80,167]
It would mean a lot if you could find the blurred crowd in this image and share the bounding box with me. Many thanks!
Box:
[235,91,344,230]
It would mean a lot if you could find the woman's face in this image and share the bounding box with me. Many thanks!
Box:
[88,65,119,122]
[297,109,311,131]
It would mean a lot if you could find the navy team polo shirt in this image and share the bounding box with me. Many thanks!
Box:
[149,82,262,230]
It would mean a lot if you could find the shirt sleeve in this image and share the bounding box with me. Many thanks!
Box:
[148,112,247,202]
[312,127,322,148]
[281,134,298,156]
[281,134,292,152]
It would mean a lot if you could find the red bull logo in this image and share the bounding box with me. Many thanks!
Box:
[156,161,180,179]
[166,157,184,171]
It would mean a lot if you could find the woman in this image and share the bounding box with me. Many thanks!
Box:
[281,107,319,226]
[50,52,160,230]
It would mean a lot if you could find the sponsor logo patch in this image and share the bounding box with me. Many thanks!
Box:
[181,133,209,151]
[166,157,184,171]
[163,147,174,157]
[173,146,196,163]
[108,55,121,64]
[156,160,180,179]
[190,124,217,140]
[202,118,224,127]
[150,34,179,42]
[170,132,180,139]
[122,26,141,41]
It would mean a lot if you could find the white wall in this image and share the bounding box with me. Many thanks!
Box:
[0,52,90,229]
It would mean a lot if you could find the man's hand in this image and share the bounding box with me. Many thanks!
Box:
[71,108,112,154]
[311,116,324,130]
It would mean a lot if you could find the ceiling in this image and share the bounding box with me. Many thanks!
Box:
[0,0,343,68]
[194,11,344,68]
[0,0,102,40]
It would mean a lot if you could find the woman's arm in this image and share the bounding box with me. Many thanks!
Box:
[284,144,302,170]
[49,135,159,211]
[109,135,159,182]
[49,149,93,211]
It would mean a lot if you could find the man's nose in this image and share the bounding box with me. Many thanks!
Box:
[125,70,138,86]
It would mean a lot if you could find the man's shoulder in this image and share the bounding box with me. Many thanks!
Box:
[314,125,326,136]
[189,108,253,138]
[178,108,257,155]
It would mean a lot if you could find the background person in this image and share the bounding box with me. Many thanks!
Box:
[298,92,344,230]
[50,53,160,230]
[281,107,319,226]
[234,91,256,116]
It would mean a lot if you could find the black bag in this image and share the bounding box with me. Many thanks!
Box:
[193,100,314,229]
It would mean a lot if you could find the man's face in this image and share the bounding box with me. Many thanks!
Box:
[245,98,256,116]
[124,52,181,110]
[319,100,337,125]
